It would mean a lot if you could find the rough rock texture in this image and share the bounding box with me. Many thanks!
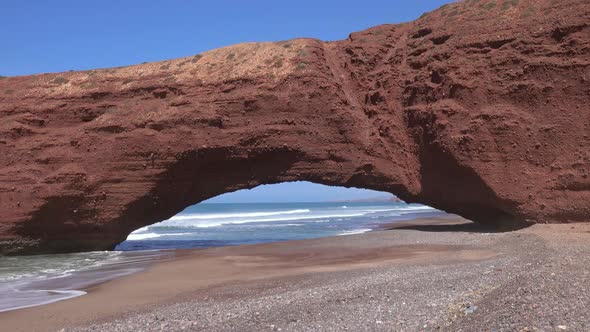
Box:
[0,0,589,254]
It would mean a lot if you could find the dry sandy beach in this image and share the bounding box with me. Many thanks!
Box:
[2,216,590,331]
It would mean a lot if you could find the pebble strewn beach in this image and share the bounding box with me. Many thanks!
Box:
[3,219,590,331]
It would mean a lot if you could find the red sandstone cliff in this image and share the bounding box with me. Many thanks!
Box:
[0,0,589,254]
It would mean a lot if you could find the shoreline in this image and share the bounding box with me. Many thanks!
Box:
[3,216,589,331]
[0,210,446,314]
[0,215,472,331]
[0,250,175,314]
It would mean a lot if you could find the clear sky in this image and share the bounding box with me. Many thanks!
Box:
[204,182,393,203]
[1,1,451,202]
[1,0,452,77]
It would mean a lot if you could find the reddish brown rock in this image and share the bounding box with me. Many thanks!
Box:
[0,0,589,254]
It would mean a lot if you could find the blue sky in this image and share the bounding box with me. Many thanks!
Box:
[1,0,452,76]
[1,1,451,202]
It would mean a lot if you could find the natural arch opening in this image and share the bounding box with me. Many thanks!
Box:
[115,181,447,251]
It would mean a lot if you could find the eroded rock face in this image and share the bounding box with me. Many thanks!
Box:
[0,0,589,254]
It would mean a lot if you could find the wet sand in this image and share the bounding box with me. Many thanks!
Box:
[3,216,590,331]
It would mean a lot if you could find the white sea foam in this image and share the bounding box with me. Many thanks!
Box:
[168,209,311,221]
[126,232,192,241]
[363,206,434,213]
[0,289,87,313]
[337,228,372,236]
[126,232,161,240]
[158,212,368,228]
[147,204,437,229]
[0,250,171,313]
[248,223,305,228]
[133,226,150,233]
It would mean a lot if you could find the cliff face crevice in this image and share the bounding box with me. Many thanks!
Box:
[0,0,589,254]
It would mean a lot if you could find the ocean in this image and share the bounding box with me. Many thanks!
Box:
[0,250,172,313]
[117,202,442,250]
[0,201,445,313]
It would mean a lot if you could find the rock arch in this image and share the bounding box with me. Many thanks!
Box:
[1,0,589,254]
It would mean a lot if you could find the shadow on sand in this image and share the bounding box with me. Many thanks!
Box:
[385,217,532,234]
